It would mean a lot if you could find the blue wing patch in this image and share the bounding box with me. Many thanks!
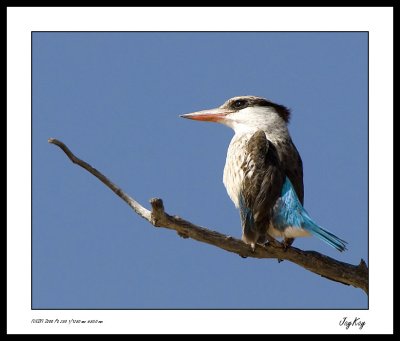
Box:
[273,177,348,252]
[273,177,304,230]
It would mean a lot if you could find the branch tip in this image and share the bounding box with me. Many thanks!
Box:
[358,259,369,273]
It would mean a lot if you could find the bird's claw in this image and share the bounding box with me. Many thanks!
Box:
[264,239,281,248]
[264,239,286,263]
[282,238,294,251]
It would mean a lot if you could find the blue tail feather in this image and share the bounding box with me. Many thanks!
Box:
[301,211,348,252]
[273,177,348,252]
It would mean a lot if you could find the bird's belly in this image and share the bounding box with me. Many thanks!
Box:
[223,135,251,208]
[223,164,244,208]
[268,225,311,238]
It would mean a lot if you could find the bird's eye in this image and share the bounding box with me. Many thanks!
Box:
[233,100,246,109]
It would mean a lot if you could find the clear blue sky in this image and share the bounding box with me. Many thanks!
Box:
[32,32,368,309]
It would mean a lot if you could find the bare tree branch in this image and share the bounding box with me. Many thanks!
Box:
[48,138,368,295]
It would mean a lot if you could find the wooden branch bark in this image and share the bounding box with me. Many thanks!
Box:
[48,138,368,295]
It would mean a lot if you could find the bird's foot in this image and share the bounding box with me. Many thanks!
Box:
[263,236,290,263]
[264,239,282,249]
[282,238,294,251]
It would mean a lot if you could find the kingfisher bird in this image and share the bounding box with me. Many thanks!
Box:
[181,95,347,252]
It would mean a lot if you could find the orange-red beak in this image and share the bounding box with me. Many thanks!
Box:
[180,108,233,123]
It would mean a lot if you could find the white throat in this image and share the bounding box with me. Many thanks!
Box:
[222,106,290,144]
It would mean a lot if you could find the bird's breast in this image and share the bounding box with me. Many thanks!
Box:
[223,133,254,208]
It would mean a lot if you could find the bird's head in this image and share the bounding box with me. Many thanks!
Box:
[180,96,291,137]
